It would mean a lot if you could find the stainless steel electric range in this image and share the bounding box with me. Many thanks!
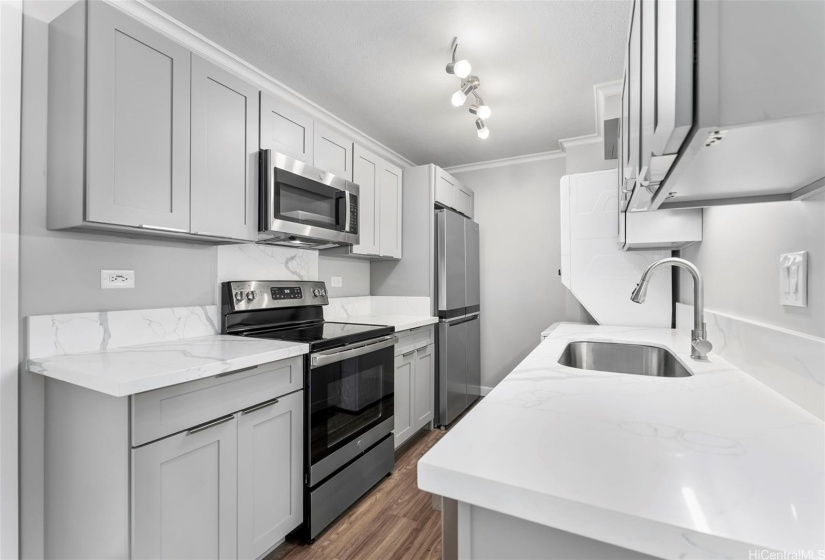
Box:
[221,280,396,542]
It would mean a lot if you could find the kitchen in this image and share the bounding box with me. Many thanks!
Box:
[0,0,822,559]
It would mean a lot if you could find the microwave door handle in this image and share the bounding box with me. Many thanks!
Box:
[344,190,352,232]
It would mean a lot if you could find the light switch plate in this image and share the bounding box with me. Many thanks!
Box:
[331,276,343,288]
[779,252,807,307]
[101,270,135,289]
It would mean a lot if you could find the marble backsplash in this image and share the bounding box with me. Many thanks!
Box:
[676,303,825,419]
[325,296,432,319]
[28,306,220,360]
[216,244,319,285]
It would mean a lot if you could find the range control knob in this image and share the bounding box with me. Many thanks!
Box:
[234,291,244,302]
[320,289,327,296]
[245,291,256,301]
[313,289,321,297]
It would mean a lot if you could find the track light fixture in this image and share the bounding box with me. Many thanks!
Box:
[446,39,491,139]
[451,76,479,107]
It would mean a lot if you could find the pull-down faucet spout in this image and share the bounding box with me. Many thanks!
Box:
[631,257,712,360]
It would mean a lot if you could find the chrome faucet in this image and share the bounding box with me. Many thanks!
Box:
[630,257,713,360]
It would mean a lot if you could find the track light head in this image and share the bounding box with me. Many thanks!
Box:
[475,118,489,139]
[446,60,472,79]
[469,104,491,120]
[451,78,479,107]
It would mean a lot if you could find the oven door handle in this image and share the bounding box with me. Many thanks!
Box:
[310,335,398,369]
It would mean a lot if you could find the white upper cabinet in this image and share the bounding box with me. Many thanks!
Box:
[191,55,259,241]
[378,162,403,258]
[435,168,474,219]
[260,92,314,165]
[48,1,263,243]
[622,0,825,210]
[85,0,191,232]
[326,145,403,259]
[351,146,380,256]
[313,123,353,181]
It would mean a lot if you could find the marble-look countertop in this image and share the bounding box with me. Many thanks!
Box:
[418,323,825,559]
[330,314,439,332]
[27,335,308,397]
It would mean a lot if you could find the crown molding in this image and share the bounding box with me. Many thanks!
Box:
[558,134,603,153]
[111,0,415,169]
[444,150,565,174]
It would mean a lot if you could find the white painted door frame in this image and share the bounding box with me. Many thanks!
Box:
[0,0,23,557]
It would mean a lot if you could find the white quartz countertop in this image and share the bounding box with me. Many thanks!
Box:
[418,323,825,559]
[27,335,308,397]
[330,314,438,332]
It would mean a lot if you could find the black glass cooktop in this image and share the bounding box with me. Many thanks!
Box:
[245,321,394,351]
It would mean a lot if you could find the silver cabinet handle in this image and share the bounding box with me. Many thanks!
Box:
[241,397,279,415]
[311,335,398,369]
[192,231,235,240]
[139,224,188,233]
[402,350,416,357]
[216,365,258,378]
[187,414,234,435]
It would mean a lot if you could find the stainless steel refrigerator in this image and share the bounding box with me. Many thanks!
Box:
[435,208,481,427]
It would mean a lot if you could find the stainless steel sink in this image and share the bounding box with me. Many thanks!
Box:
[558,341,692,378]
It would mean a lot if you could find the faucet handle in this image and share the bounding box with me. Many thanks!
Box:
[691,338,713,357]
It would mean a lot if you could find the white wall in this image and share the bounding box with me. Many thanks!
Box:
[680,193,825,338]
[450,156,584,390]
[0,1,22,556]
[565,140,617,175]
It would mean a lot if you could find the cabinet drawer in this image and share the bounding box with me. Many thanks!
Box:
[395,326,435,357]
[131,357,302,446]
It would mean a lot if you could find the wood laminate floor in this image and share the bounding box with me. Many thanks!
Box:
[267,429,447,560]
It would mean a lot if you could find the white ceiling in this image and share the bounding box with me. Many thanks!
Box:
[148,0,630,168]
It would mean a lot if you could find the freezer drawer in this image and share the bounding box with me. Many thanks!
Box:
[437,313,480,427]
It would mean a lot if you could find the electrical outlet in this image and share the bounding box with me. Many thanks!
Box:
[101,270,135,289]
[779,252,807,307]
[331,276,343,288]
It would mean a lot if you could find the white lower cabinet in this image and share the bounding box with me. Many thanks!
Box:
[394,334,435,449]
[45,359,303,559]
[132,415,239,560]
[132,390,303,560]
[393,351,415,447]
[237,391,303,560]
[413,344,434,427]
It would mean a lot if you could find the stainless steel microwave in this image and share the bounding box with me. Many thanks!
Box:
[259,150,359,248]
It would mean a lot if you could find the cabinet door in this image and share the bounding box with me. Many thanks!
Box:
[393,351,415,449]
[351,146,380,256]
[191,55,259,241]
[378,161,403,259]
[624,0,642,208]
[86,1,190,231]
[314,123,353,181]
[456,184,474,219]
[238,391,303,560]
[260,93,314,164]
[132,416,237,560]
[435,172,457,210]
[413,345,434,429]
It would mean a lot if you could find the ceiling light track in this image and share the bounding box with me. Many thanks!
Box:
[446,38,491,139]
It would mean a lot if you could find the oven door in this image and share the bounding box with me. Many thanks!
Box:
[307,335,396,486]
[260,150,359,244]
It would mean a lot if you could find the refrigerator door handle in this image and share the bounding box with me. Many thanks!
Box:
[442,313,479,326]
